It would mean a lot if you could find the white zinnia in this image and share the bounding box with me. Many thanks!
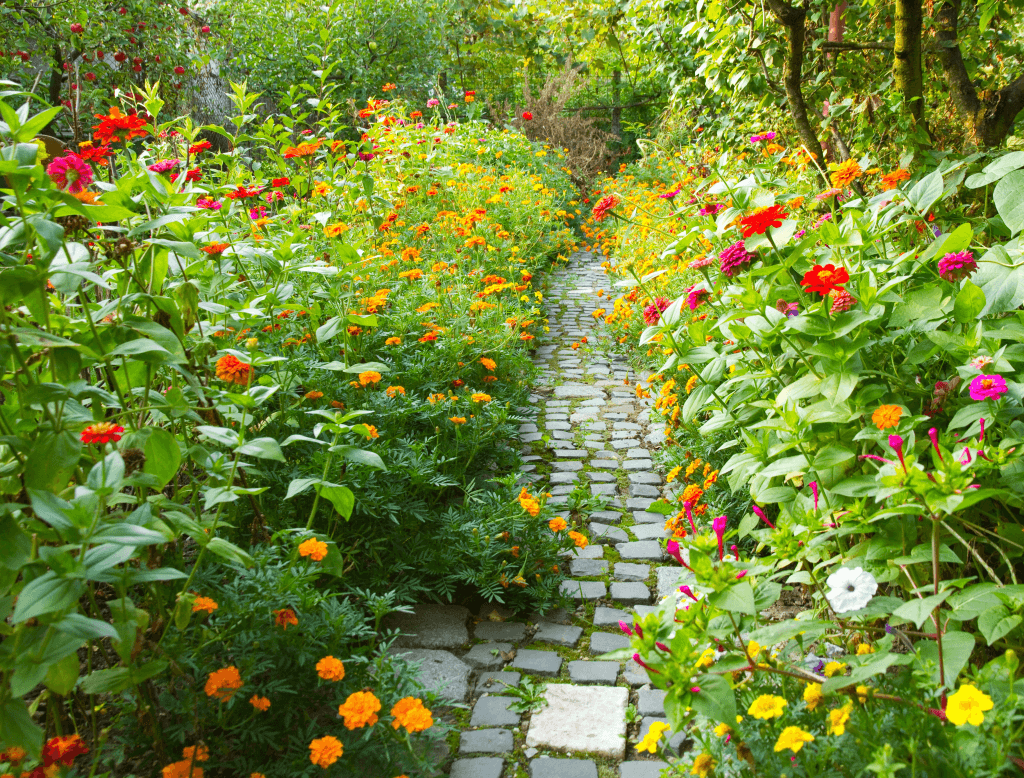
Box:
[825,566,877,613]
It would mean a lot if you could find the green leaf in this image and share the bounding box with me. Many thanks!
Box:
[347,313,378,327]
[316,483,355,519]
[12,573,84,622]
[80,667,133,694]
[892,591,953,628]
[908,169,944,214]
[315,316,344,343]
[708,580,756,615]
[918,631,976,686]
[994,168,1024,234]
[979,606,1022,645]
[974,245,1024,316]
[44,652,80,695]
[953,281,986,324]
[822,652,910,693]
[235,437,286,462]
[286,477,321,499]
[813,445,856,469]
[24,431,81,492]
[53,614,121,642]
[689,672,736,724]
[0,700,43,757]
[204,537,254,566]
[342,361,390,374]
[333,444,386,470]
[144,428,181,487]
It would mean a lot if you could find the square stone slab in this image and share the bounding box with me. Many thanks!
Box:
[510,649,563,677]
[470,696,520,727]
[632,511,664,524]
[554,385,606,398]
[386,604,469,649]
[637,689,666,716]
[570,558,609,577]
[474,671,521,696]
[591,632,632,655]
[568,660,620,685]
[620,761,669,778]
[563,544,604,560]
[559,580,607,601]
[631,525,671,541]
[460,728,514,754]
[535,622,584,647]
[594,606,632,627]
[463,642,515,670]
[613,562,650,582]
[525,684,628,759]
[530,759,599,778]
[617,541,666,561]
[389,648,472,702]
[655,565,695,599]
[629,472,662,484]
[451,757,504,778]
[610,582,651,606]
[474,622,527,643]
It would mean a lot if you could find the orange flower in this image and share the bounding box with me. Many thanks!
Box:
[362,424,380,439]
[872,404,902,430]
[358,370,382,386]
[518,487,540,517]
[250,695,271,711]
[549,517,567,532]
[470,392,492,403]
[385,386,406,397]
[201,242,230,256]
[568,531,588,549]
[283,140,322,158]
[43,735,88,766]
[338,690,381,729]
[309,736,343,768]
[191,596,218,614]
[880,168,911,190]
[215,354,252,386]
[92,106,148,145]
[204,666,243,701]
[391,697,433,732]
[449,416,467,425]
[304,390,324,400]
[386,337,402,345]
[830,159,863,189]
[480,357,497,371]
[316,655,346,682]
[681,484,704,505]
[273,608,298,629]
[298,538,328,561]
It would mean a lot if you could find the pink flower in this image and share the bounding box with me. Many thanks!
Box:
[685,286,711,311]
[46,153,93,193]
[889,434,908,472]
[196,197,222,210]
[690,254,715,269]
[642,296,671,325]
[808,481,819,511]
[970,374,1007,401]
[699,203,725,216]
[928,428,943,461]
[666,540,691,569]
[148,159,180,174]
[969,355,994,370]
[619,620,634,637]
[633,653,660,674]
[775,299,799,317]
[679,585,698,602]
[659,189,681,199]
[718,240,756,278]
[426,99,440,107]
[938,251,977,283]
[712,514,727,561]
[751,504,774,529]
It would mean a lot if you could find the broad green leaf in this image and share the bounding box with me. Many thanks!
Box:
[333,445,386,470]
[688,673,736,724]
[316,483,355,519]
[892,591,953,628]
[235,437,286,462]
[708,580,756,615]
[12,573,84,622]
[979,606,1022,645]
[144,428,182,487]
[994,169,1024,234]
[953,281,986,323]
[44,652,80,695]
[917,631,976,686]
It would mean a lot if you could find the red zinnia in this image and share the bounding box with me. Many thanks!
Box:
[81,422,125,445]
[272,177,290,187]
[800,264,850,296]
[738,205,787,238]
[522,111,533,120]
[92,106,148,145]
[592,195,620,222]
[225,184,265,200]
[189,140,212,154]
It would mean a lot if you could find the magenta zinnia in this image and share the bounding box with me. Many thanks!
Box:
[969,374,1007,401]
[718,241,756,278]
[938,251,977,282]
[643,297,671,325]
[46,153,93,194]
[685,285,711,311]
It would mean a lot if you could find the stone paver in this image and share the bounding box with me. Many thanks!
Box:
[470,696,520,727]
[617,541,665,560]
[474,622,527,643]
[386,604,468,648]
[459,729,514,754]
[656,565,694,599]
[451,757,504,778]
[389,648,471,702]
[559,580,607,600]
[463,642,515,670]
[610,582,651,606]
[570,558,609,576]
[510,649,563,677]
[613,562,650,581]
[620,762,669,778]
[530,760,598,778]
[594,606,632,627]
[637,688,667,716]
[525,684,629,759]
[591,632,632,654]
[474,671,521,695]
[535,622,583,647]
[568,660,620,685]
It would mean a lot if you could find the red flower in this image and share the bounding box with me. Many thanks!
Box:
[272,177,290,187]
[92,106,148,145]
[800,264,850,296]
[738,205,787,238]
[592,195,620,222]
[81,422,124,445]
[43,735,88,767]
[522,111,533,121]
[225,184,265,200]
[171,168,202,183]
[273,608,298,629]
[189,140,212,154]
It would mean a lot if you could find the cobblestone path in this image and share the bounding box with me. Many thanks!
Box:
[390,252,690,778]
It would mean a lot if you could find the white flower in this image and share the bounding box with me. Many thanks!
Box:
[825,566,877,613]
[969,355,994,370]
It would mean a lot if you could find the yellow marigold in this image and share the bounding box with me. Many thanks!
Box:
[747,694,787,719]
[681,484,704,505]
[298,537,328,561]
[385,337,402,345]
[390,696,433,732]
[471,392,492,403]
[480,357,497,370]
[568,530,588,548]
[871,404,902,430]
[666,465,683,483]
[191,596,218,614]
[775,726,814,753]
[636,721,670,753]
[830,159,863,189]
[399,269,423,281]
[316,655,345,682]
[358,370,382,386]
[204,666,243,701]
[449,416,467,425]
[856,643,876,655]
[857,684,870,703]
[416,302,439,314]
[804,682,824,711]
[338,691,381,729]
[823,661,847,678]
[250,695,271,711]
[690,753,716,777]
[945,683,993,727]
[702,471,719,490]
[592,308,606,319]
[713,722,732,737]
[828,701,854,735]
[685,375,698,394]
[518,487,540,517]
[309,736,343,768]
[385,386,406,398]
[549,517,567,532]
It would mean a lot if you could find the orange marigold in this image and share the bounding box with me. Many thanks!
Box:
[449,416,467,424]
[215,354,252,386]
[204,666,243,701]
[518,487,540,517]
[309,736,343,768]
[471,392,492,403]
[358,370,382,386]
[298,537,328,561]
[273,608,298,629]
[681,484,704,505]
[191,596,218,614]
[250,695,271,711]
[880,168,911,190]
[338,690,381,729]
[480,357,497,370]
[568,530,588,549]
[390,696,433,732]
[385,385,406,397]
[385,337,403,345]
[316,655,345,682]
[548,517,567,532]
[872,404,902,430]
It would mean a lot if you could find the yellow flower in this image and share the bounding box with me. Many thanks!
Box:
[774,726,814,753]
[945,684,993,727]
[518,487,540,517]
[298,538,328,561]
[828,701,853,735]
[385,337,402,345]
[685,375,698,394]
[856,643,876,655]
[309,736,343,768]
[635,721,671,753]
[690,753,716,777]
[857,685,870,703]
[746,641,762,659]
[592,308,606,319]
[830,159,863,189]
[471,392,492,403]
[823,661,847,678]
[803,682,824,711]
[666,465,683,483]
[358,370,382,386]
[747,694,787,720]
[713,722,732,737]
[385,386,406,398]
[695,647,716,669]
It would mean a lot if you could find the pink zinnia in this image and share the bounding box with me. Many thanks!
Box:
[685,285,710,311]
[642,296,671,325]
[690,255,715,269]
[830,289,857,314]
[718,240,756,278]
[46,153,93,193]
[148,159,180,174]
[970,374,1007,401]
[776,299,799,317]
[699,203,725,217]
[426,99,440,107]
[938,251,977,282]
[196,197,222,210]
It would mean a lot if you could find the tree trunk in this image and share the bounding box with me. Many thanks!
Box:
[894,0,924,120]
[611,69,622,140]
[765,0,826,171]
[937,0,1024,147]
[827,1,846,59]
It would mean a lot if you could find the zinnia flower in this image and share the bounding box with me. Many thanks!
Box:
[800,264,849,296]
[338,690,381,729]
[42,735,88,766]
[148,159,181,174]
[830,159,863,188]
[592,195,620,221]
[390,697,433,732]
[830,289,857,314]
[685,286,710,311]
[871,404,902,430]
[309,736,343,768]
[316,655,345,681]
[215,354,252,386]
[970,374,1007,401]
[298,538,328,561]
[945,683,994,727]
[204,666,243,701]
[738,205,787,238]
[47,154,94,193]
[643,297,671,324]
[938,251,978,282]
[718,240,756,277]
[825,566,877,612]
[81,421,124,445]
[880,168,911,189]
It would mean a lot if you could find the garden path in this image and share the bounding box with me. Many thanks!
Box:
[390,251,690,778]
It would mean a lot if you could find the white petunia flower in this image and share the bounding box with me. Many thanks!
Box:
[825,566,877,613]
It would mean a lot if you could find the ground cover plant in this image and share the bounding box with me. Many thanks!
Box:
[589,136,1024,774]
[0,74,588,776]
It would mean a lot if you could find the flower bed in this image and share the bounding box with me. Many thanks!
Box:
[587,137,1024,773]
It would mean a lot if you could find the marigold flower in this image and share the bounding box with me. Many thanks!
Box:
[216,354,252,386]
[800,264,849,296]
[970,374,1007,401]
[803,682,824,711]
[690,753,716,777]
[738,205,787,238]
[43,735,88,766]
[775,725,814,753]
[747,694,787,719]
[568,530,588,548]
[666,466,683,483]
[250,695,271,711]
[385,386,406,398]
[304,390,324,400]
[480,357,497,370]
[449,416,467,424]
[945,683,993,727]
[872,404,902,430]
[309,736,343,768]
[386,337,403,345]
[338,690,381,729]
[880,168,911,189]
[316,655,346,681]
[471,392,492,403]
[685,375,699,394]
[548,517,567,532]
[192,596,218,614]
[828,701,853,735]
[363,425,379,439]
[681,484,704,504]
[635,720,670,753]
[592,308,607,319]
[390,697,433,732]
[81,421,124,445]
[163,760,204,778]
[830,159,863,188]
[204,666,243,701]
[299,538,328,561]
[273,608,298,629]
[518,487,540,517]
[358,370,382,386]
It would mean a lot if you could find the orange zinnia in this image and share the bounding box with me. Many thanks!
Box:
[215,354,251,386]
[872,404,902,430]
